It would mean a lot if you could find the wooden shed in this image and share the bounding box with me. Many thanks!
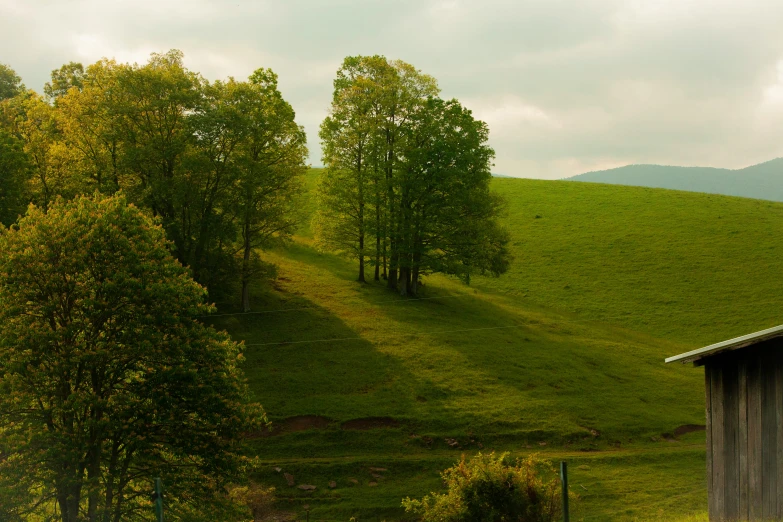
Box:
[666,325,783,521]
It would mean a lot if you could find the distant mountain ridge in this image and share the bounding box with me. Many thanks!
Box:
[566,158,783,202]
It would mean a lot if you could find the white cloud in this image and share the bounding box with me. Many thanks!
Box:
[2,0,783,178]
[465,96,561,133]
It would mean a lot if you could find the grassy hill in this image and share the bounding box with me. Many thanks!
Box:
[204,170,783,520]
[567,158,783,202]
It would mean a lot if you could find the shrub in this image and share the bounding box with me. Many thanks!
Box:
[402,452,569,522]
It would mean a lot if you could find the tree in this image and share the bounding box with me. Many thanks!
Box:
[398,97,510,292]
[317,56,384,283]
[0,63,24,101]
[53,59,126,194]
[2,50,307,305]
[0,193,266,521]
[12,92,82,208]
[402,453,568,522]
[0,129,30,225]
[44,62,86,101]
[232,69,307,311]
[107,50,204,262]
[316,56,509,295]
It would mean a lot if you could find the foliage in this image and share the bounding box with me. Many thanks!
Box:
[0,193,266,521]
[402,453,566,522]
[0,50,307,307]
[0,129,30,225]
[0,63,24,101]
[44,61,86,101]
[227,482,277,521]
[316,56,510,293]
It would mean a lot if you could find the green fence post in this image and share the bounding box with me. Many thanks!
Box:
[560,461,569,522]
[153,477,164,522]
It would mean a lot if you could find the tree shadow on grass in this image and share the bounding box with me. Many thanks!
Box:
[203,274,428,457]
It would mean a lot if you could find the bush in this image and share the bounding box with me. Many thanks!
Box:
[402,452,570,522]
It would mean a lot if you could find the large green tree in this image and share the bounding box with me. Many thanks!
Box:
[316,56,510,295]
[232,69,307,311]
[4,51,307,306]
[0,193,266,521]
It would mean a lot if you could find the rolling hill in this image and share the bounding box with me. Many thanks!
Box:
[567,158,783,202]
[203,170,783,520]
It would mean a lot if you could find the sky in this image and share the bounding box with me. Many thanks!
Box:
[2,0,783,179]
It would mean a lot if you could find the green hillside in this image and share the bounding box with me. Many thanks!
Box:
[478,178,783,346]
[567,158,783,202]
[202,171,783,520]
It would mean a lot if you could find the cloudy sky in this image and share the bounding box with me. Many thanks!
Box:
[2,0,783,178]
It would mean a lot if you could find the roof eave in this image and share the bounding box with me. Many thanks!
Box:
[665,324,783,365]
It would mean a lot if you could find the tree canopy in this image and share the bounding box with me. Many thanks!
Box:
[0,51,308,307]
[0,129,29,225]
[0,193,266,521]
[0,63,24,101]
[316,55,510,295]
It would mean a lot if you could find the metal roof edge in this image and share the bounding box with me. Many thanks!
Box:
[665,324,783,365]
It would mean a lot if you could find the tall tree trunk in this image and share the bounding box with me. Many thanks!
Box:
[411,218,423,296]
[382,232,388,280]
[86,433,102,521]
[385,129,397,290]
[242,210,252,312]
[103,441,120,522]
[357,145,366,283]
[374,168,381,281]
[397,182,412,296]
[398,266,409,296]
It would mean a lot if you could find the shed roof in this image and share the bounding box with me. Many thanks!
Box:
[665,324,783,365]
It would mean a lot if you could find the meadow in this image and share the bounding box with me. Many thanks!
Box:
[205,171,783,520]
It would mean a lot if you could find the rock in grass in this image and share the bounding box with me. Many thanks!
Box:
[329,481,337,488]
[368,481,378,487]
[297,484,316,491]
[349,478,359,485]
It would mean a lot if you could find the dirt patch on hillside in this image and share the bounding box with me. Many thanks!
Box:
[674,424,705,437]
[251,415,332,438]
[341,417,401,430]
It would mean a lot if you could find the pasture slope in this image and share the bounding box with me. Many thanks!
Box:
[206,170,783,521]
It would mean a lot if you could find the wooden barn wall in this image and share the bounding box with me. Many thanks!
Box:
[704,341,783,521]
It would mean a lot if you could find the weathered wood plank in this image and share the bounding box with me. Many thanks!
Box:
[747,357,763,521]
[723,363,739,520]
[776,350,783,520]
[761,352,777,520]
[738,359,749,520]
[706,366,715,521]
[712,364,725,520]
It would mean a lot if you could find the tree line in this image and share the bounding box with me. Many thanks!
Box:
[316,55,511,296]
[0,51,308,311]
[0,51,513,520]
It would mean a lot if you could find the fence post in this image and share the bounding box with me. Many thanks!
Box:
[153,477,164,522]
[560,461,569,522]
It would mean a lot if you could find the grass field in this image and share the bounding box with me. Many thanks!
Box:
[205,171,783,520]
